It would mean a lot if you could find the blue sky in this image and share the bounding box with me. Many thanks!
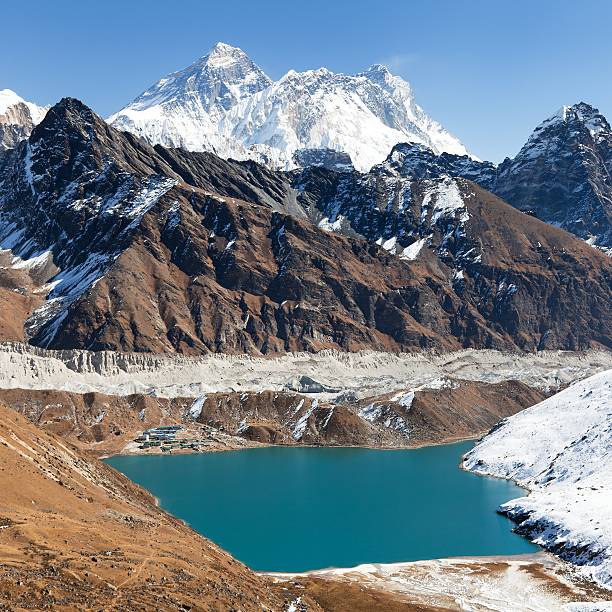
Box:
[2,0,611,162]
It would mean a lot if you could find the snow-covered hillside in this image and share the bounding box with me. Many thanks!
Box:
[464,370,612,588]
[108,43,472,171]
[0,89,48,151]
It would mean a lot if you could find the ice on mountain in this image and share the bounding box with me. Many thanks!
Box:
[108,43,472,172]
[400,237,426,261]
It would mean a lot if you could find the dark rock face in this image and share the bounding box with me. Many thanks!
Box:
[377,142,497,190]
[292,148,354,171]
[0,98,610,354]
[495,103,612,247]
[371,103,612,248]
[0,98,181,344]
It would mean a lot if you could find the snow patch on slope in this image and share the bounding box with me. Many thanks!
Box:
[421,178,469,225]
[358,403,410,436]
[187,396,207,420]
[464,370,612,589]
[292,399,318,440]
[400,237,426,261]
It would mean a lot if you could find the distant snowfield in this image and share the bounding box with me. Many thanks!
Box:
[465,369,612,590]
[0,89,48,124]
[0,343,610,399]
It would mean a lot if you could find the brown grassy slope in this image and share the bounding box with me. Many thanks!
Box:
[0,404,303,611]
[352,379,547,447]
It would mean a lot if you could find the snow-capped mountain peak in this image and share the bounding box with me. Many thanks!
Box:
[0,89,47,122]
[0,89,48,152]
[108,45,473,171]
[116,42,271,116]
[108,43,272,157]
[530,101,610,143]
[206,41,250,68]
[494,100,612,246]
[570,102,611,138]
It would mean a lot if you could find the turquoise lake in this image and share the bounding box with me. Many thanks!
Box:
[106,441,537,572]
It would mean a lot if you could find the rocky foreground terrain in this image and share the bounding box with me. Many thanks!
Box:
[274,555,612,612]
[0,403,294,610]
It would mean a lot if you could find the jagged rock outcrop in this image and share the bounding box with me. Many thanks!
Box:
[1,98,611,354]
[293,147,354,171]
[495,103,612,247]
[376,142,496,189]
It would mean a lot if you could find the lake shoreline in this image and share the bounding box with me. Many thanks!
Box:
[106,442,537,573]
[104,432,484,460]
[104,440,612,607]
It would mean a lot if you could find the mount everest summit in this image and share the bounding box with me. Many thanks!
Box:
[108,42,472,172]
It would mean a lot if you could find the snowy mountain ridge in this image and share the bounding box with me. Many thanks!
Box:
[464,369,612,589]
[108,42,472,171]
[374,100,612,248]
[0,89,48,152]
[1,97,610,354]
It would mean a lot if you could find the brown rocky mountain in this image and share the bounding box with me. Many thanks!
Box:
[0,378,545,455]
[0,98,610,354]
